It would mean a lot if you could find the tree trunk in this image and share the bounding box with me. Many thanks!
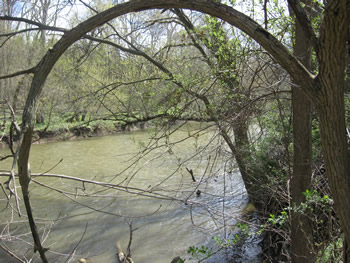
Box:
[318,92,350,261]
[346,26,350,126]
[290,1,315,261]
[232,114,254,199]
[17,127,49,263]
[315,2,350,260]
[318,88,350,261]
[172,8,255,200]
[344,23,350,263]
[291,86,314,262]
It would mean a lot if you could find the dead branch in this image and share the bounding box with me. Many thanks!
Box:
[0,67,35,80]
[116,240,134,263]
[7,102,20,136]
[6,145,21,217]
[31,179,163,219]
[0,171,194,205]
[126,221,137,259]
[186,167,196,182]
[0,154,13,161]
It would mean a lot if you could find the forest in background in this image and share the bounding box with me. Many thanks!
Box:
[0,0,350,262]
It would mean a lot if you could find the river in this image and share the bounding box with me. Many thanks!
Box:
[0,123,252,263]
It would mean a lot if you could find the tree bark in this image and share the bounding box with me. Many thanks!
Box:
[316,2,350,260]
[232,114,254,198]
[339,13,350,263]
[17,126,49,263]
[346,26,350,126]
[291,89,314,262]
[290,1,315,261]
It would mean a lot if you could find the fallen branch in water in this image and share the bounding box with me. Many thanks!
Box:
[116,240,134,263]
[186,167,196,182]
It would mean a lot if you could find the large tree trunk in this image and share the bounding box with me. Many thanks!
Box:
[290,1,315,261]
[291,74,314,261]
[318,87,350,261]
[318,89,350,262]
[316,2,350,260]
[291,89,314,263]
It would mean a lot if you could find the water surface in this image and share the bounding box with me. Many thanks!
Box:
[0,124,248,262]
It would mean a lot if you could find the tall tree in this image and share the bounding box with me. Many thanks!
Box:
[290,0,314,261]
[172,9,260,201]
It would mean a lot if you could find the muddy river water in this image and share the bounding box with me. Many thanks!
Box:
[0,123,255,262]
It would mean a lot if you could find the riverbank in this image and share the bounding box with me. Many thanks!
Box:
[0,120,149,149]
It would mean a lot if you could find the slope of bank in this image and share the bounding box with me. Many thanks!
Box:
[0,120,148,148]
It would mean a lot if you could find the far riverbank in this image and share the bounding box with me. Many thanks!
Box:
[0,119,150,149]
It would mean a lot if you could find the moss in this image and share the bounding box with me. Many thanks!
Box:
[242,203,256,215]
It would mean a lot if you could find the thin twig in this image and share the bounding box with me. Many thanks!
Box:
[65,223,89,263]
[0,244,26,263]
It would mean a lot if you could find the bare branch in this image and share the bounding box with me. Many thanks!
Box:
[0,67,35,80]
[126,221,136,259]
[66,223,89,263]
[7,102,20,135]
[0,244,26,263]
[7,149,21,217]
[0,15,144,59]
[28,173,186,204]
[172,8,210,61]
[288,0,319,55]
[0,15,66,31]
[0,28,40,38]
[0,154,13,161]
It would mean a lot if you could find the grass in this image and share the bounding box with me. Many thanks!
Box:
[316,237,343,263]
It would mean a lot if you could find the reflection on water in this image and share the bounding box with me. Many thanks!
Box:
[0,123,249,262]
